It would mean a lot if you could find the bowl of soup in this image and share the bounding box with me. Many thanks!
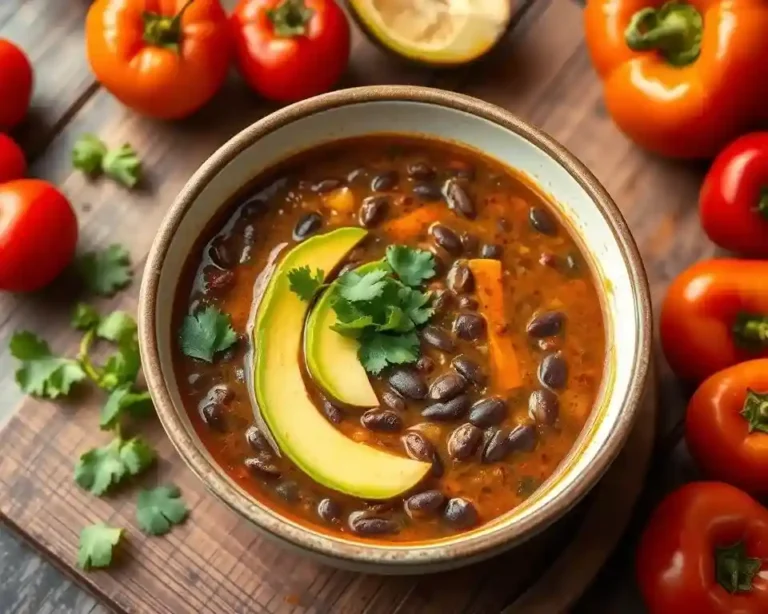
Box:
[139,86,652,573]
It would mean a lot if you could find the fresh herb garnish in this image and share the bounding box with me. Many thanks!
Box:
[72,135,142,188]
[358,330,421,375]
[386,244,436,287]
[74,435,155,496]
[72,303,101,330]
[100,385,153,431]
[136,485,189,536]
[179,305,238,363]
[77,524,123,570]
[78,244,133,296]
[72,134,108,175]
[10,331,87,398]
[287,265,325,301]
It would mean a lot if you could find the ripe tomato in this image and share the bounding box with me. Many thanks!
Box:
[0,39,33,130]
[0,134,26,183]
[231,0,350,103]
[0,180,78,292]
[86,0,232,120]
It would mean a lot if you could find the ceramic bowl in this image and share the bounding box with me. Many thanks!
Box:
[139,85,652,574]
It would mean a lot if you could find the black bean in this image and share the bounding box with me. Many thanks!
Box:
[529,206,558,235]
[447,423,483,460]
[381,389,406,412]
[430,224,463,255]
[200,401,226,431]
[358,195,389,228]
[412,181,444,201]
[321,398,344,424]
[447,262,474,293]
[208,238,234,268]
[312,178,343,193]
[406,162,436,180]
[444,179,476,219]
[428,372,468,401]
[389,368,427,400]
[453,313,486,341]
[275,480,299,502]
[416,355,436,374]
[404,490,445,518]
[529,389,560,425]
[349,513,400,536]
[457,295,478,310]
[347,168,367,183]
[361,409,403,432]
[469,397,507,428]
[245,453,280,477]
[370,170,398,192]
[539,353,568,390]
[451,355,487,386]
[460,232,479,254]
[208,385,233,404]
[317,498,342,523]
[482,427,513,463]
[526,311,565,338]
[422,394,470,421]
[402,431,444,477]
[293,212,323,240]
[480,243,502,260]
[444,498,478,528]
[206,268,234,293]
[508,424,537,453]
[422,325,455,353]
[432,288,455,312]
[245,425,271,453]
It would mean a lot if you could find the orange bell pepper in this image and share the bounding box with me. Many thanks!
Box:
[584,0,768,159]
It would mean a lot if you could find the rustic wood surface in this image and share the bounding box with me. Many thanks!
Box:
[0,0,710,611]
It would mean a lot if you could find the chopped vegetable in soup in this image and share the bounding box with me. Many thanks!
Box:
[173,135,606,542]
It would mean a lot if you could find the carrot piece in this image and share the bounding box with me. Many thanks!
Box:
[323,186,356,214]
[468,259,522,391]
[381,204,443,241]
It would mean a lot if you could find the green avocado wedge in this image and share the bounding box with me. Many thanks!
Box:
[252,228,431,500]
[305,261,383,408]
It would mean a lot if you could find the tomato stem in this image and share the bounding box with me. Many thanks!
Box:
[715,542,762,594]
[733,313,768,350]
[267,0,314,38]
[757,187,768,220]
[142,0,195,52]
[624,1,702,66]
[741,389,768,434]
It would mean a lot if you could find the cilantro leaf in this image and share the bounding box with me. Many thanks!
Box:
[377,306,414,333]
[179,305,238,363]
[100,385,153,430]
[136,485,189,536]
[338,269,388,302]
[10,331,87,398]
[78,245,133,296]
[72,134,107,175]
[72,303,101,330]
[358,331,420,375]
[77,524,123,570]
[399,287,435,326]
[103,143,141,188]
[96,311,137,344]
[331,315,375,337]
[386,246,436,287]
[287,266,325,301]
[74,436,155,495]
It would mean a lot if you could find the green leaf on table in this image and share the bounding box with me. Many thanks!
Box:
[78,245,133,296]
[77,524,123,570]
[96,310,137,344]
[74,436,155,495]
[103,143,141,188]
[136,485,189,536]
[385,245,436,287]
[71,303,101,330]
[287,266,324,301]
[100,385,153,430]
[358,330,420,375]
[119,436,155,475]
[10,331,86,398]
[337,269,388,302]
[72,134,107,175]
[179,305,237,363]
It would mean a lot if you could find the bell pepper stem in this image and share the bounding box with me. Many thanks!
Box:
[625,2,703,66]
[733,313,768,350]
[143,0,195,52]
[715,542,762,594]
[741,389,768,434]
[267,0,314,38]
[757,188,768,220]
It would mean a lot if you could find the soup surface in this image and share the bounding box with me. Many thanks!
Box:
[173,135,606,543]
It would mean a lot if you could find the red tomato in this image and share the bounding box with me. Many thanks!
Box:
[0,180,78,292]
[231,0,350,103]
[0,134,26,183]
[0,39,33,130]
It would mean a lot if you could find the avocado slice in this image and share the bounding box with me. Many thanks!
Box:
[305,261,383,408]
[252,228,431,500]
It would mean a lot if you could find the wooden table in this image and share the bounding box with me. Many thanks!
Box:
[0,0,710,611]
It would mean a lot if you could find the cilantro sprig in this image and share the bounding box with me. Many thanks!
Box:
[77,524,123,570]
[179,305,238,363]
[77,245,133,297]
[72,134,142,188]
[289,245,437,374]
[9,331,87,398]
[136,485,189,536]
[74,435,155,495]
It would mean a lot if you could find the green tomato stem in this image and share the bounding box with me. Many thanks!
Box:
[715,541,762,594]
